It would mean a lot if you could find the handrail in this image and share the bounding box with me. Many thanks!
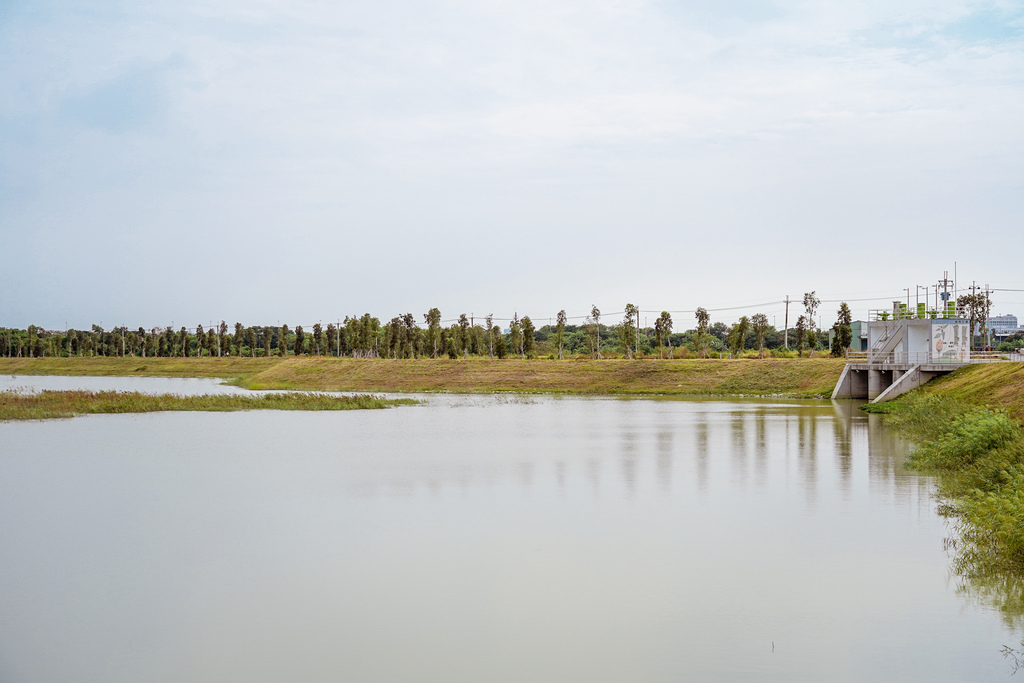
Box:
[846,349,1013,365]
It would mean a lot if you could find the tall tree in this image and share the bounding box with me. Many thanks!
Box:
[509,314,523,359]
[424,308,442,358]
[326,324,336,357]
[591,305,602,359]
[312,323,323,355]
[279,324,289,357]
[695,308,710,358]
[401,314,417,358]
[750,313,769,359]
[729,316,750,358]
[294,326,305,356]
[831,303,853,357]
[795,316,808,357]
[619,304,638,358]
[803,291,820,358]
[485,314,495,359]
[521,316,535,359]
[957,291,992,350]
[218,321,228,357]
[555,310,567,360]
[458,314,470,357]
[654,311,672,359]
[444,326,459,358]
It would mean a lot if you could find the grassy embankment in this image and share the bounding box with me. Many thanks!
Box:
[0,389,416,421]
[0,356,846,397]
[864,363,1024,579]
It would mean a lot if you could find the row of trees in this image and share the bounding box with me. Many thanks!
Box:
[2,299,841,360]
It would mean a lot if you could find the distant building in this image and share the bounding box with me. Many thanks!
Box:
[827,320,868,353]
[987,314,1019,338]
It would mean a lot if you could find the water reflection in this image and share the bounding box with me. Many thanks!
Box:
[753,408,768,488]
[656,430,672,493]
[0,392,1016,682]
[695,419,709,494]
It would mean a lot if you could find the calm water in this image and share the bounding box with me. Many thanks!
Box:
[0,378,1017,681]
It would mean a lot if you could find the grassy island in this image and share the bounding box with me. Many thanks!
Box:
[0,356,846,397]
[0,389,416,422]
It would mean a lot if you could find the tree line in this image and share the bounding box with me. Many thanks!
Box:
[2,296,850,360]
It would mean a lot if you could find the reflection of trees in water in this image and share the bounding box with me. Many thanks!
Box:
[942,505,1024,637]
[587,457,601,491]
[695,420,709,494]
[955,568,1024,632]
[798,410,817,508]
[754,408,768,487]
[730,411,748,485]
[830,400,855,495]
[864,413,932,506]
[656,430,673,493]
[843,400,1024,640]
[620,429,638,494]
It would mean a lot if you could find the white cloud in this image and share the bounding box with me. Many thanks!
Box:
[1,0,1022,327]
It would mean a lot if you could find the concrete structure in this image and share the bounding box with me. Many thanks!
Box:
[832,301,971,403]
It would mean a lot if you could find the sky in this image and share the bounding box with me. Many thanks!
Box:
[1,0,1023,331]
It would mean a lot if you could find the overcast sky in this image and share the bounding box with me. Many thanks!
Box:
[2,0,1022,331]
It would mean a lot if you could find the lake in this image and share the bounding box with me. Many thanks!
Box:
[0,376,1017,681]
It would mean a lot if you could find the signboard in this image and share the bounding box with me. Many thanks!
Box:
[931,323,970,363]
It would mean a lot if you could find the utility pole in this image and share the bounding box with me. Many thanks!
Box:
[938,272,953,315]
[985,283,992,351]
[784,296,789,349]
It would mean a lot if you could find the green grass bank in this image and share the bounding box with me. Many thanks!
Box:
[864,363,1024,578]
[0,356,846,397]
[0,389,416,421]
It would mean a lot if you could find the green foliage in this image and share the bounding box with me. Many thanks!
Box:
[909,408,1019,470]
[694,307,710,358]
[590,305,602,359]
[794,315,807,357]
[878,393,1024,576]
[521,316,535,358]
[831,302,853,357]
[957,291,993,350]
[750,313,768,358]
[424,308,442,358]
[555,310,567,360]
[0,388,416,421]
[729,316,750,358]
[618,304,638,358]
[509,314,523,359]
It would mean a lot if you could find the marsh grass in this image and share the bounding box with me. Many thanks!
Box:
[0,389,416,421]
[869,392,1024,607]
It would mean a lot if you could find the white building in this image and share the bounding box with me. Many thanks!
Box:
[987,314,1019,338]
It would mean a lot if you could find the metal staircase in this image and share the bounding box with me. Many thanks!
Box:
[868,320,903,364]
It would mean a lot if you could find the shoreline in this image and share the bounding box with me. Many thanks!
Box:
[0,356,847,398]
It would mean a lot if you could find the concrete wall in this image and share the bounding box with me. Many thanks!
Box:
[872,366,943,403]
[831,365,869,399]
